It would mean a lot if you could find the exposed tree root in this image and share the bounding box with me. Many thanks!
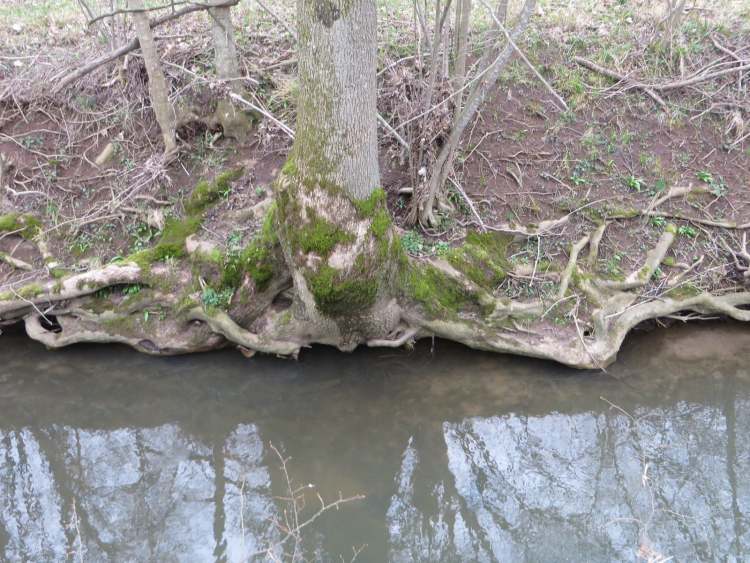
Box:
[598,228,676,291]
[722,232,750,281]
[188,307,301,357]
[2,217,748,370]
[0,264,142,320]
[0,253,32,271]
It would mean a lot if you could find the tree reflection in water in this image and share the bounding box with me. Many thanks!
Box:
[1,325,749,561]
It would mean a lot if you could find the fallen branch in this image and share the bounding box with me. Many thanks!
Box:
[644,211,750,230]
[229,92,295,139]
[447,176,485,232]
[722,233,750,281]
[255,0,297,40]
[0,252,33,271]
[575,56,750,99]
[574,57,667,109]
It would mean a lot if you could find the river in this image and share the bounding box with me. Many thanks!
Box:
[1,322,749,562]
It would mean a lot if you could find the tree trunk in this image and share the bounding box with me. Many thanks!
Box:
[273,0,400,350]
[209,3,252,140]
[453,0,471,95]
[129,0,178,156]
[209,4,242,92]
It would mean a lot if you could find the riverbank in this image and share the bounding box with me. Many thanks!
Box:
[1,0,748,367]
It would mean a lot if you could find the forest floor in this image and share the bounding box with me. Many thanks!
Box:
[0,0,748,354]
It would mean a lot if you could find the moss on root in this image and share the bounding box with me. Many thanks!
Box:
[124,169,244,271]
[445,232,512,289]
[221,204,280,292]
[402,231,516,318]
[403,262,475,317]
[184,168,244,215]
[307,264,379,317]
[664,283,703,300]
[0,213,41,239]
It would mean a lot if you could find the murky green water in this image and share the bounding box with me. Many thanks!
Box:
[1,323,749,562]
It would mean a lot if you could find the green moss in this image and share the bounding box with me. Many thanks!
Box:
[221,204,280,292]
[184,168,243,215]
[352,188,387,218]
[446,231,511,289]
[662,256,677,267]
[129,215,202,267]
[404,263,475,317]
[18,283,44,299]
[0,213,41,239]
[281,158,298,177]
[307,264,378,317]
[664,284,702,300]
[371,209,391,239]
[123,170,244,270]
[296,207,354,256]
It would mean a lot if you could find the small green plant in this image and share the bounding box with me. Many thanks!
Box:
[128,222,159,253]
[123,284,142,296]
[20,135,43,149]
[650,216,667,228]
[70,233,93,255]
[569,173,587,186]
[696,170,728,197]
[677,225,698,238]
[227,230,243,252]
[201,286,234,309]
[401,230,425,255]
[625,175,644,192]
[433,241,450,256]
[604,252,624,276]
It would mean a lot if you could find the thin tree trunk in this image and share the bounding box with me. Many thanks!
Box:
[128,0,178,156]
[209,3,242,93]
[209,2,252,139]
[416,0,535,226]
[453,0,471,103]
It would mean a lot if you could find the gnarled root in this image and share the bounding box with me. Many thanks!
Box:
[188,307,302,357]
[0,263,142,320]
[722,232,750,282]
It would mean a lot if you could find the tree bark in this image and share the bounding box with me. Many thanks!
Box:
[209,2,253,140]
[291,0,380,199]
[209,3,242,93]
[129,0,178,156]
[272,0,399,349]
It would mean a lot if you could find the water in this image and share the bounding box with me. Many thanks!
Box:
[1,323,749,562]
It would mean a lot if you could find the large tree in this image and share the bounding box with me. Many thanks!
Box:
[271,0,402,350]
